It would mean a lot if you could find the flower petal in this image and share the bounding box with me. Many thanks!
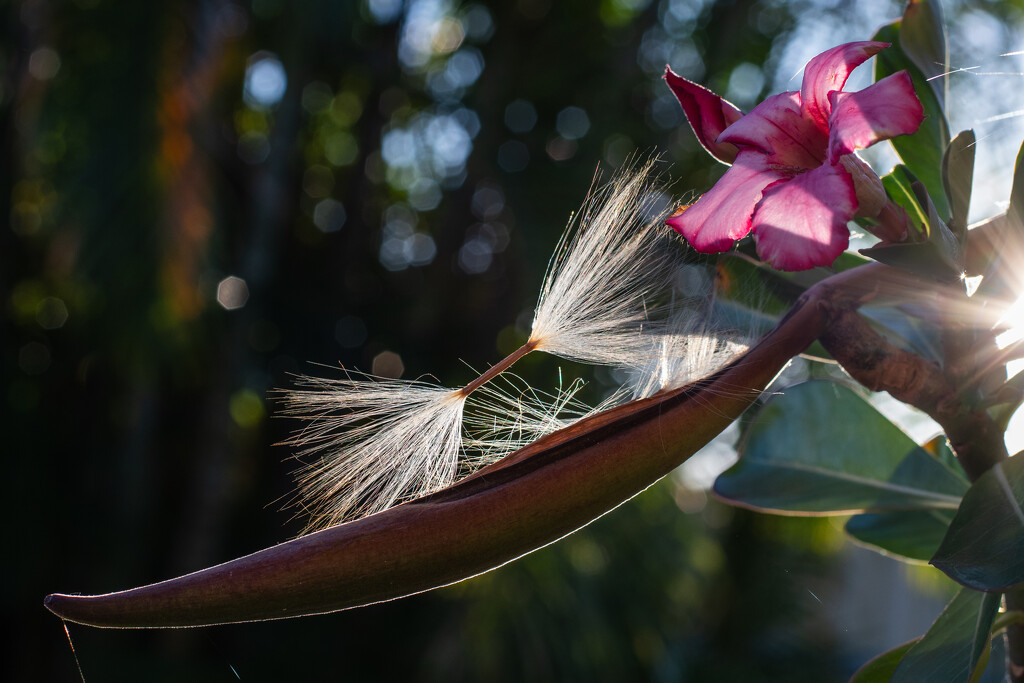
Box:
[801,41,889,133]
[751,162,857,271]
[664,66,744,164]
[718,91,826,169]
[827,71,925,162]
[667,150,787,253]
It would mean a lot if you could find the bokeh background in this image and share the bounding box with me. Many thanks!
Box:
[6,0,1024,680]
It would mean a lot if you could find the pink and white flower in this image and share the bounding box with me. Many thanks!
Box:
[665,41,924,271]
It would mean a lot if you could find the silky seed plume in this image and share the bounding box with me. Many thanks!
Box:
[461,373,598,460]
[280,160,745,533]
[280,373,468,532]
[631,313,751,400]
[529,160,679,368]
[281,369,604,533]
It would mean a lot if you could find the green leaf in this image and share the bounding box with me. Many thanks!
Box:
[859,240,956,280]
[942,130,975,241]
[715,252,842,308]
[860,180,963,280]
[881,164,929,237]
[860,240,954,280]
[932,454,1024,591]
[856,624,1008,683]
[711,254,867,362]
[912,179,963,271]
[846,509,955,562]
[892,587,1000,682]
[974,635,1006,683]
[927,435,969,485]
[715,252,941,365]
[714,381,968,514]
[899,0,949,109]
[873,21,950,220]
[971,143,1024,291]
[713,255,795,332]
[859,304,943,364]
[849,640,917,682]
[991,372,1024,433]
[832,250,874,272]
[1010,139,1024,229]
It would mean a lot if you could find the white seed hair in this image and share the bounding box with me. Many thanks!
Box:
[280,370,608,532]
[631,316,751,400]
[280,373,468,532]
[529,160,679,368]
[461,373,595,461]
[279,160,762,532]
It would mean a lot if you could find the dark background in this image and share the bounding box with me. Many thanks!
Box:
[5,0,1023,680]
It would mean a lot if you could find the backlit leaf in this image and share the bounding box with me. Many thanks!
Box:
[899,0,948,108]
[714,381,967,514]
[881,164,928,237]
[849,640,917,682]
[873,21,950,220]
[892,587,1000,682]
[942,130,975,241]
[932,454,1024,591]
[861,180,962,281]
[1010,139,1024,229]
[845,509,954,562]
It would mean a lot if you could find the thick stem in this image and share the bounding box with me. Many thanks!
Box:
[818,307,1006,483]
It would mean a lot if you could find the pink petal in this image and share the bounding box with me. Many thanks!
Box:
[718,91,827,170]
[827,71,925,162]
[800,41,889,133]
[664,67,744,165]
[667,150,788,253]
[751,162,857,271]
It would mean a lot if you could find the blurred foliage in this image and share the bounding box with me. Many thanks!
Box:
[4,0,1023,680]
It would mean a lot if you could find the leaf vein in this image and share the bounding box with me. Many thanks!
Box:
[753,459,963,507]
[994,463,1024,527]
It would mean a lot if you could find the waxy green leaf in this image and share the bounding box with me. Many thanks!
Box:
[873,21,950,221]
[714,255,797,320]
[851,614,1007,683]
[861,180,962,281]
[942,130,975,241]
[899,0,948,108]
[716,253,919,363]
[859,304,943,365]
[881,164,929,237]
[932,454,1024,591]
[845,509,955,562]
[714,381,967,514]
[849,640,917,683]
[971,141,1024,288]
[1010,139,1024,229]
[892,587,1000,682]
[912,179,963,272]
[991,372,1024,434]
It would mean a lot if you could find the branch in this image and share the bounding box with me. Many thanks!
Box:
[819,303,1007,481]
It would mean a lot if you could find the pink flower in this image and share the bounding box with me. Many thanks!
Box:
[664,41,924,271]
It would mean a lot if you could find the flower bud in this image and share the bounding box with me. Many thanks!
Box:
[840,154,887,220]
